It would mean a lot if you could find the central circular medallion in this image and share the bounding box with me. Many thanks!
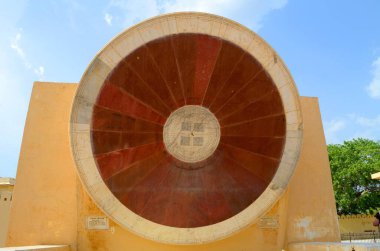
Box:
[163,105,220,163]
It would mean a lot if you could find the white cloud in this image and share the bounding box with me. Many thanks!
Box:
[106,0,287,31]
[162,0,287,30]
[353,114,380,127]
[366,56,380,99]
[10,31,31,69]
[34,66,45,80]
[348,114,380,140]
[107,0,160,27]
[324,119,346,144]
[161,0,239,13]
[325,114,380,144]
[104,13,113,25]
[10,30,45,79]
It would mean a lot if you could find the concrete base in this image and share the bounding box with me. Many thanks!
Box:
[289,242,380,251]
[0,245,70,251]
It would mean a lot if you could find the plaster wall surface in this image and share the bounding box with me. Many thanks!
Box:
[7,83,340,250]
[6,83,78,249]
[286,97,340,244]
[0,179,14,247]
[76,186,289,251]
[338,215,379,234]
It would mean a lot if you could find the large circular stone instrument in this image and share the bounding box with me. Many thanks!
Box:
[70,12,303,244]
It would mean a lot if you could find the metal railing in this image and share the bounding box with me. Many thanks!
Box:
[341,231,380,243]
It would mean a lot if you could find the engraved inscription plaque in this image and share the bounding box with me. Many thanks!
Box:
[258,216,280,229]
[86,216,109,230]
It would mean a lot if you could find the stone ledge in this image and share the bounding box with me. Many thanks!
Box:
[288,242,380,251]
[0,245,70,251]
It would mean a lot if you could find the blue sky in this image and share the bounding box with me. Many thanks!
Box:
[1,0,379,178]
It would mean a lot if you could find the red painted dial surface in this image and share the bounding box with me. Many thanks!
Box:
[91,33,286,228]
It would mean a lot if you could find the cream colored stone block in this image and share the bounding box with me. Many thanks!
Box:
[78,158,101,187]
[93,190,125,216]
[88,179,110,199]
[159,17,177,35]
[281,151,298,167]
[88,57,111,80]
[247,37,273,69]
[285,136,302,151]
[286,128,302,139]
[159,19,171,35]
[191,225,217,243]
[234,207,258,230]
[197,16,213,34]
[224,25,253,50]
[71,98,92,125]
[218,21,229,36]
[112,202,132,220]
[287,122,303,131]
[138,21,165,43]
[280,85,299,113]
[187,227,208,244]
[70,122,90,132]
[207,225,228,242]
[112,31,144,61]
[105,201,126,221]
[267,61,291,89]
[283,138,302,162]
[133,221,160,238]
[99,194,122,215]
[71,131,92,160]
[98,46,122,69]
[286,110,302,125]
[166,16,178,34]
[154,228,180,244]
[78,70,104,105]
[210,19,222,36]
[272,162,294,189]
[128,214,146,233]
[175,15,198,33]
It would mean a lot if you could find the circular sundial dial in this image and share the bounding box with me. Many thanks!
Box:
[163,105,220,163]
[70,12,303,244]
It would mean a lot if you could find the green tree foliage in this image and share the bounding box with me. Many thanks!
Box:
[328,138,380,215]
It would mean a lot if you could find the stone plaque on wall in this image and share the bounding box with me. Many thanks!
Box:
[86,216,109,230]
[258,216,279,229]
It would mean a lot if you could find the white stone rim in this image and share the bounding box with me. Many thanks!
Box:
[70,12,303,245]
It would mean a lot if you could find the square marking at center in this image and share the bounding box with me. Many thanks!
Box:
[180,136,190,146]
[193,137,204,146]
[181,121,192,131]
[193,123,204,132]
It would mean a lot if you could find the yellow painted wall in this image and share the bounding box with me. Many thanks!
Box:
[286,97,340,245]
[0,179,14,247]
[6,83,340,250]
[338,215,378,234]
[6,82,78,249]
[77,185,289,251]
